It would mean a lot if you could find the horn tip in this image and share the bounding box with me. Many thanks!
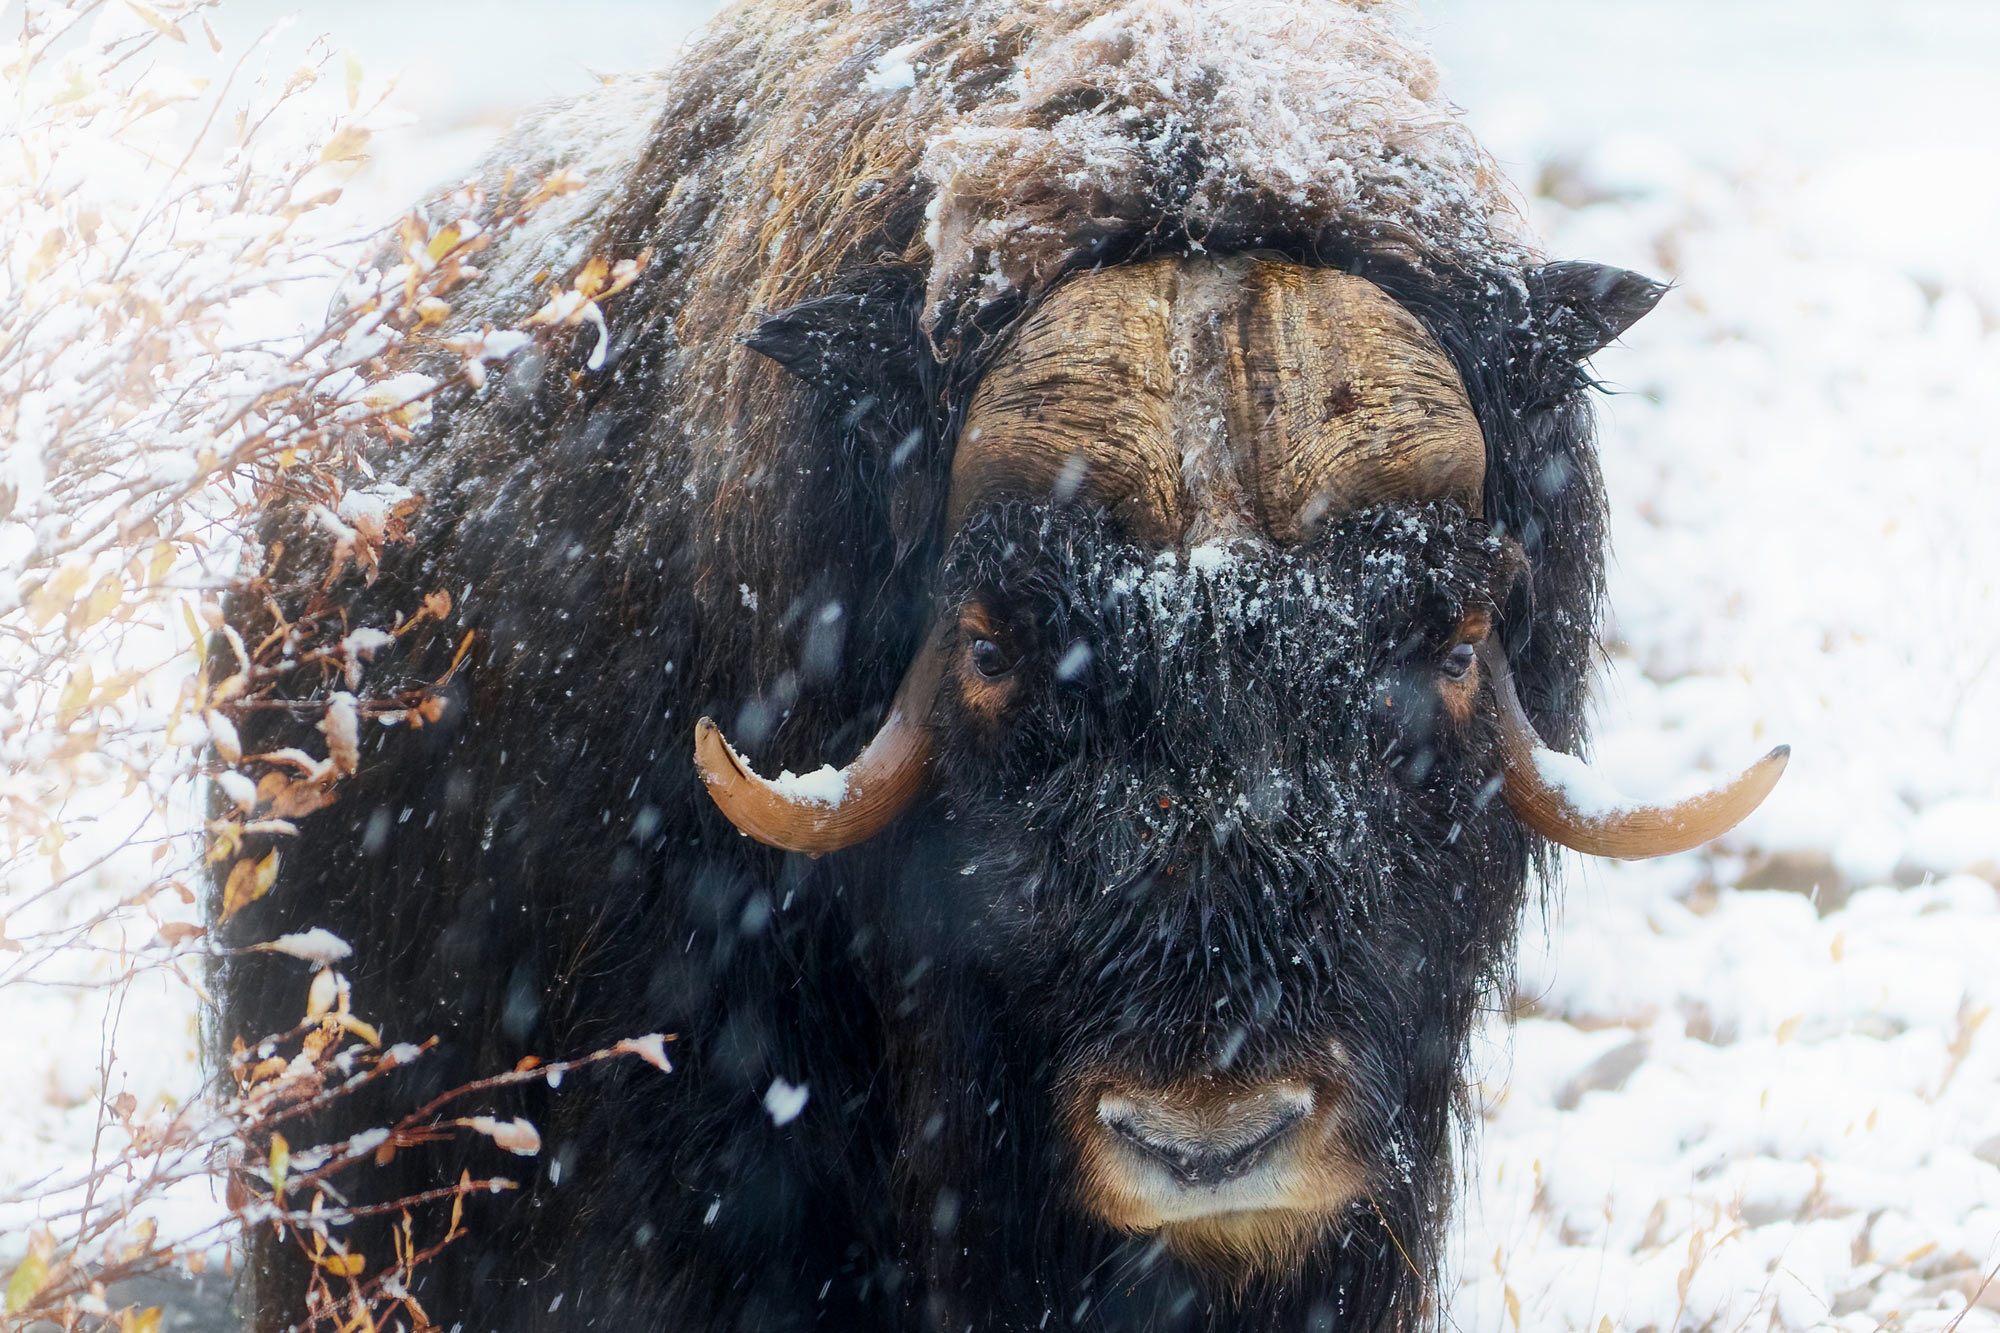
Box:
[691,716,740,786]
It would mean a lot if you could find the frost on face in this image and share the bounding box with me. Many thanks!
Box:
[946,504,1507,905]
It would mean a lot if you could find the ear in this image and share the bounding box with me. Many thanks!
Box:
[1524,261,1669,363]
[743,264,932,416]
[745,265,946,556]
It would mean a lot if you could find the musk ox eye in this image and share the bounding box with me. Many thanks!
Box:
[1441,642,1477,681]
[970,636,1016,679]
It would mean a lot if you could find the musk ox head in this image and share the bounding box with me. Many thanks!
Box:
[693,256,1786,1288]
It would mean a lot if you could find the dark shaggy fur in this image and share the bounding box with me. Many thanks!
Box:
[215,2,1664,1329]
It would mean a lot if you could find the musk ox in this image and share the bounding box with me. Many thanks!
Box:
[218,1,1786,1329]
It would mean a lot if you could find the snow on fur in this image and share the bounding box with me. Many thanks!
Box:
[414,0,1519,361]
[916,0,1518,321]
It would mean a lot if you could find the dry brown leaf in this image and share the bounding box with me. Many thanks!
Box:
[269,778,339,820]
[219,849,279,920]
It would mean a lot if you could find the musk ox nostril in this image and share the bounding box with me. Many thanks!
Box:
[1069,1074,1365,1268]
[1096,1084,1314,1188]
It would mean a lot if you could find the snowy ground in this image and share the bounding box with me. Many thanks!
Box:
[1430,3,2000,1329]
[6,2,1999,1329]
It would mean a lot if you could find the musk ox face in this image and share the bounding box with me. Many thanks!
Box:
[697,255,1783,1293]
[927,500,1529,1273]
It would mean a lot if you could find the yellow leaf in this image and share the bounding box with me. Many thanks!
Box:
[51,67,92,108]
[84,571,123,626]
[1775,1014,1802,1044]
[1504,1285,1520,1330]
[220,856,253,913]
[220,849,278,920]
[315,1251,365,1277]
[208,821,241,866]
[121,1306,164,1333]
[269,1132,289,1200]
[320,126,371,165]
[5,1231,53,1313]
[94,669,138,710]
[147,541,176,585]
[57,664,95,717]
[574,254,611,300]
[126,2,188,42]
[120,1217,157,1263]
[344,49,363,109]
[29,560,89,627]
[338,1013,381,1047]
[426,225,462,262]
[4,1253,45,1314]
[307,967,338,1019]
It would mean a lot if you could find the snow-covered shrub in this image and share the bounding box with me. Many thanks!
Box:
[0,4,656,1326]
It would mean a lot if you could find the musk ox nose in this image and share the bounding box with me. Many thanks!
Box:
[1068,1072,1365,1270]
[1097,1085,1313,1187]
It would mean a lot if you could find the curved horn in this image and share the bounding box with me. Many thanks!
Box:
[693,631,945,855]
[1477,640,1789,859]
